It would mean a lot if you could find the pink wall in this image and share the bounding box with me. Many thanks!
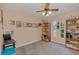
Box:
[0,8,42,49]
[0,10,3,51]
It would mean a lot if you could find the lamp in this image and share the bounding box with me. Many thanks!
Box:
[42,11,52,16]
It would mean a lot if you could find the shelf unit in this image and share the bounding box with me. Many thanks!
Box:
[66,17,79,50]
[41,21,51,42]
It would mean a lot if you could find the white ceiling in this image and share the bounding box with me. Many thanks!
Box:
[1,3,79,20]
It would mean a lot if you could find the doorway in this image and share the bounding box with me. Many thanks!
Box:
[51,21,65,44]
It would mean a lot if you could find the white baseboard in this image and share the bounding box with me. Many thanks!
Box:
[16,40,41,48]
[52,41,65,45]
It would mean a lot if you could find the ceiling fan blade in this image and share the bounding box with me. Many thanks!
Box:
[36,11,42,12]
[36,10,44,12]
[49,9,59,11]
[45,3,50,9]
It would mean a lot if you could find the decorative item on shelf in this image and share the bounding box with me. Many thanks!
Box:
[66,20,72,25]
[16,21,23,27]
[76,15,79,19]
[76,16,79,24]
[76,26,79,28]
[72,18,77,25]
[68,15,73,20]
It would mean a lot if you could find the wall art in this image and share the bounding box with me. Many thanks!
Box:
[16,21,23,27]
[9,20,15,25]
[27,23,32,27]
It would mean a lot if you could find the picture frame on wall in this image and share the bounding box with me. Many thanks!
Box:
[9,20,15,25]
[32,23,39,28]
[16,21,23,27]
[23,22,28,27]
[27,23,32,27]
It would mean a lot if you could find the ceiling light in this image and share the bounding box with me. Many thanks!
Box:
[42,12,45,15]
[46,14,49,16]
[48,11,52,15]
[42,11,52,16]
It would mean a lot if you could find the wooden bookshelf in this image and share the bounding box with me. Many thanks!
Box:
[66,17,79,50]
[41,21,51,42]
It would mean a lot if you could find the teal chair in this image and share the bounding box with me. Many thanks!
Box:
[1,33,16,55]
[3,34,15,50]
[1,48,16,55]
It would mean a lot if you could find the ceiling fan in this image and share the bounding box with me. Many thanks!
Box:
[36,3,59,16]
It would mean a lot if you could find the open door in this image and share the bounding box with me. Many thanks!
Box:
[51,21,65,44]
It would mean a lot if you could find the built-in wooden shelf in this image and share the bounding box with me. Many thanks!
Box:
[41,21,50,42]
[66,17,79,50]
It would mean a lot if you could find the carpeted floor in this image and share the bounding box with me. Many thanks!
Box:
[16,41,79,55]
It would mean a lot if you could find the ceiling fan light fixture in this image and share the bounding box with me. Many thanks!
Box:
[46,13,49,16]
[42,12,45,15]
[42,11,52,16]
[48,11,52,14]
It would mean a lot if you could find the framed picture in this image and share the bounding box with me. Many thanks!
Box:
[32,23,39,28]
[23,22,28,27]
[16,21,22,27]
[9,20,15,25]
[27,23,32,27]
